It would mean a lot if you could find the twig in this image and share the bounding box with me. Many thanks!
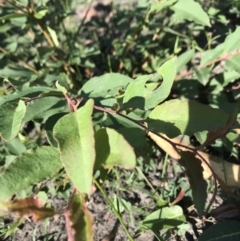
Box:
[175,49,240,80]
[93,104,219,216]
[0,47,39,75]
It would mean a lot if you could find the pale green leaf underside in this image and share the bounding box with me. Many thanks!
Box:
[95,128,136,170]
[53,99,95,196]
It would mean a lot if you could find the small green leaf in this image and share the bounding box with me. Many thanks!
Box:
[47,26,59,47]
[179,151,207,217]
[200,44,224,66]
[55,81,67,95]
[139,205,186,231]
[81,73,132,98]
[0,100,26,140]
[171,0,211,26]
[34,9,48,19]
[95,128,136,171]
[150,0,177,13]
[177,49,195,73]
[194,66,212,86]
[198,220,240,241]
[0,13,28,21]
[148,99,229,138]
[0,86,59,106]
[123,57,177,110]
[223,26,240,52]
[23,97,67,122]
[53,99,95,196]
[225,55,240,74]
[0,146,61,201]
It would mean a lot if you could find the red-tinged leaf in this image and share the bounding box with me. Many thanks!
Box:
[0,197,57,222]
[170,188,185,206]
[202,107,238,147]
[211,204,239,220]
[65,194,93,241]
[179,151,208,217]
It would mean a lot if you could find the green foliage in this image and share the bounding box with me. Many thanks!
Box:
[0,0,240,240]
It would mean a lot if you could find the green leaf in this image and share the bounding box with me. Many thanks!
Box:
[81,73,132,98]
[0,13,28,21]
[0,67,38,81]
[94,128,136,171]
[23,97,67,122]
[171,0,211,26]
[0,146,61,201]
[45,113,67,147]
[34,8,48,19]
[148,99,229,138]
[149,0,177,13]
[0,100,26,140]
[200,44,224,66]
[123,57,177,110]
[225,55,240,74]
[55,81,67,95]
[47,26,59,47]
[177,49,195,73]
[53,99,95,196]
[198,220,240,241]
[0,86,60,106]
[194,66,212,86]
[139,205,186,231]
[179,151,207,217]
[223,26,240,52]
[4,138,26,156]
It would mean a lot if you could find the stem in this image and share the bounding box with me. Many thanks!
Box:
[93,104,218,216]
[0,47,39,75]
[93,178,134,241]
[175,49,240,80]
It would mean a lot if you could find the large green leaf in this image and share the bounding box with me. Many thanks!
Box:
[139,205,186,231]
[179,151,207,217]
[53,99,95,196]
[148,99,229,138]
[123,57,177,110]
[198,220,240,241]
[0,146,61,201]
[81,73,132,98]
[0,100,26,140]
[94,128,136,171]
[171,0,210,26]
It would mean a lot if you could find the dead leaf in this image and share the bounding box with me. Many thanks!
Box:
[0,196,57,222]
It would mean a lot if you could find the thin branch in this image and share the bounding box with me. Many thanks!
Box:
[0,47,39,75]
[93,104,219,216]
[175,49,240,80]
